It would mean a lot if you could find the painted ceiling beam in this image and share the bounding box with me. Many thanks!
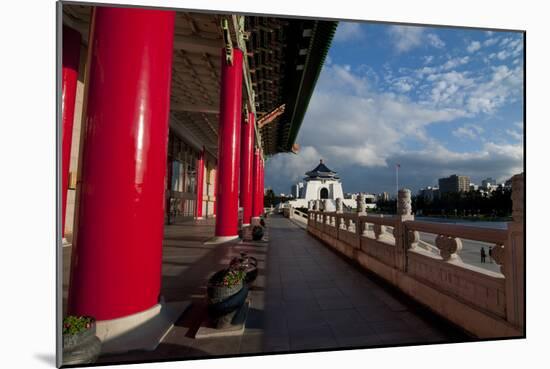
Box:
[171,102,219,114]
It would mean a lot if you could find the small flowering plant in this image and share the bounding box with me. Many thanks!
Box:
[222,268,245,287]
[210,267,245,287]
[63,315,94,335]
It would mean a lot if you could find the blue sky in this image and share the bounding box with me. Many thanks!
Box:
[266,22,524,196]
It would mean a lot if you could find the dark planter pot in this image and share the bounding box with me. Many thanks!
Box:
[242,256,259,284]
[207,284,249,328]
[207,270,244,305]
[62,320,102,365]
[252,226,264,241]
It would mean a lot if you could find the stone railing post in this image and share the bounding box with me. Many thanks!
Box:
[395,188,415,271]
[308,200,314,211]
[336,198,343,214]
[505,173,524,332]
[356,193,367,215]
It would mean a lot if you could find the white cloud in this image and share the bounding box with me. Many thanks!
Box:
[441,56,470,70]
[266,146,322,184]
[334,22,364,42]
[466,65,523,114]
[423,55,434,65]
[296,64,468,170]
[483,37,499,47]
[452,124,484,140]
[467,41,481,53]
[427,33,445,48]
[506,128,523,141]
[425,71,475,107]
[388,25,424,53]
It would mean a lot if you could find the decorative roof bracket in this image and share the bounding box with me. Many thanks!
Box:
[257,104,285,129]
[221,18,234,65]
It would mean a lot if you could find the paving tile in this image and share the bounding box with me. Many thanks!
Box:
[330,321,377,339]
[288,323,338,351]
[286,309,326,329]
[312,287,344,299]
[377,331,426,345]
[239,332,264,354]
[317,296,355,311]
[335,334,384,348]
[368,320,411,335]
[306,279,338,289]
[321,308,365,327]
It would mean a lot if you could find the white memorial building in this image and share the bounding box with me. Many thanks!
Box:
[287,160,356,210]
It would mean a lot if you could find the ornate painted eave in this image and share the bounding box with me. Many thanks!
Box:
[247,18,338,156]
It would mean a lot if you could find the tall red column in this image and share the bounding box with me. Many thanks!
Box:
[260,157,265,215]
[213,167,217,217]
[215,48,243,238]
[68,7,175,321]
[252,149,262,219]
[195,147,205,219]
[61,26,81,236]
[239,112,255,225]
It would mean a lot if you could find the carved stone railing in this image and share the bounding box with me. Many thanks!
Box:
[403,220,508,319]
[288,207,308,224]
[307,177,524,338]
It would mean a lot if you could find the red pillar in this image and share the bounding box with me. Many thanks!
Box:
[195,147,205,219]
[61,26,81,237]
[239,112,255,225]
[252,149,262,219]
[260,157,265,216]
[213,167,217,217]
[68,7,175,321]
[215,48,243,238]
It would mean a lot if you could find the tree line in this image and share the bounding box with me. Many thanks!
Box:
[375,187,513,219]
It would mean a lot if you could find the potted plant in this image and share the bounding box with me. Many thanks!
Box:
[62,315,102,365]
[230,252,258,284]
[207,267,249,328]
[252,225,264,241]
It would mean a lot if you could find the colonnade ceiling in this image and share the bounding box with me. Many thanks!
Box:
[63,5,336,158]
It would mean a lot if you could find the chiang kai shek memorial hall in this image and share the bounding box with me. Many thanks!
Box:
[59,4,525,364]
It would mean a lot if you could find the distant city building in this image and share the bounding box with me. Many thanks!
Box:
[438,174,470,194]
[378,192,390,202]
[291,182,304,198]
[364,193,377,204]
[469,183,478,191]
[418,186,440,202]
[481,177,496,189]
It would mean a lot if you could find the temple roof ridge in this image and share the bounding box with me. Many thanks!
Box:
[305,159,339,179]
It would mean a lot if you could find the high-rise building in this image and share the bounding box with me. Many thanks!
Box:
[481,177,496,189]
[290,182,304,198]
[378,192,390,201]
[438,175,470,194]
[418,186,440,202]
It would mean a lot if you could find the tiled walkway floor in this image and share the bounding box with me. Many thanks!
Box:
[63,215,468,365]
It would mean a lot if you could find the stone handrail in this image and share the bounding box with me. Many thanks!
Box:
[289,207,308,224]
[404,220,507,245]
[307,176,524,339]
